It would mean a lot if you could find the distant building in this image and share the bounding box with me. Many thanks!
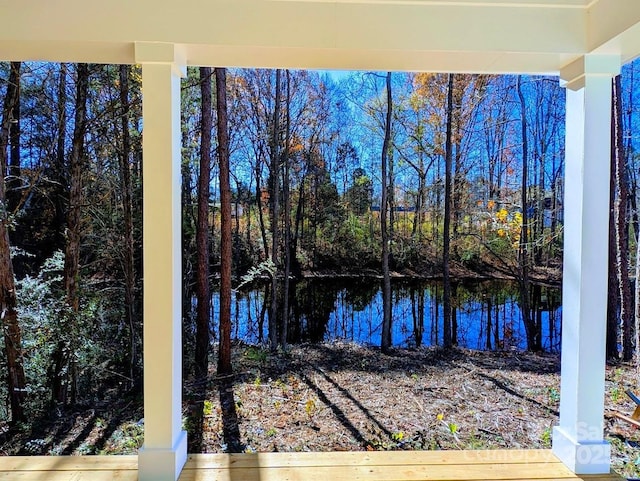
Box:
[210,202,244,218]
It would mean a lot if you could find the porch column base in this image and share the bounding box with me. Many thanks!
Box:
[138,430,188,481]
[552,426,610,474]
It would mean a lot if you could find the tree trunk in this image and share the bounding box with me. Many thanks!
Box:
[537,144,545,266]
[451,282,458,346]
[627,66,640,243]
[269,69,282,351]
[612,75,633,361]
[607,147,621,360]
[216,67,233,374]
[255,162,269,260]
[443,74,454,349]
[411,287,424,347]
[56,63,89,405]
[234,181,240,241]
[258,283,269,344]
[53,64,68,253]
[245,182,252,248]
[550,149,560,263]
[195,67,212,378]
[388,150,395,241]
[7,62,21,214]
[65,64,89,312]
[486,296,493,350]
[381,72,393,353]
[533,101,545,266]
[47,64,67,406]
[281,70,292,349]
[634,213,640,377]
[517,76,537,352]
[412,169,426,239]
[181,121,197,337]
[292,170,306,260]
[0,60,26,423]
[311,168,318,267]
[118,65,137,386]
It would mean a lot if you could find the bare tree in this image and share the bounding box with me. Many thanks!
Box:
[517,76,540,352]
[6,63,21,214]
[281,70,292,349]
[612,74,633,361]
[0,61,26,422]
[269,69,282,352]
[53,64,68,251]
[217,67,233,374]
[195,67,212,378]
[118,65,137,385]
[443,73,454,349]
[53,63,89,405]
[381,72,393,353]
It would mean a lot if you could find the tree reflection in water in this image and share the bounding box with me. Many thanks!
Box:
[210,279,561,352]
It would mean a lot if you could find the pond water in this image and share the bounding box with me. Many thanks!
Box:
[207,279,562,352]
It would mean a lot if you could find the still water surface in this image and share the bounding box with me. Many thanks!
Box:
[208,279,561,352]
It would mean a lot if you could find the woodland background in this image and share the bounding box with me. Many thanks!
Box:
[0,61,638,431]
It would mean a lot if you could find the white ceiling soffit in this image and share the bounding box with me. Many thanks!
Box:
[0,0,638,74]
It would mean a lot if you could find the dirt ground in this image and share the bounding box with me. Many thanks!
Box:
[185,342,640,478]
[3,342,640,478]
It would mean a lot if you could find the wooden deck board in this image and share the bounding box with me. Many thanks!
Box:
[0,455,138,471]
[183,449,560,468]
[0,450,625,481]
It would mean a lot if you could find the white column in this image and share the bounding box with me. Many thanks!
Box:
[552,55,620,474]
[136,42,187,481]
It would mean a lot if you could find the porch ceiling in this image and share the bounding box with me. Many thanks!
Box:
[0,0,639,74]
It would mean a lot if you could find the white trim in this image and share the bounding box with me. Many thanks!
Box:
[560,54,621,90]
[139,431,188,481]
[553,427,611,474]
[552,63,614,476]
[138,48,187,481]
